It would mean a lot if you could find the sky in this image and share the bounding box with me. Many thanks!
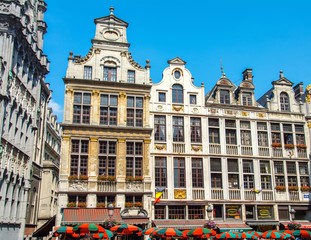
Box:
[44,0,311,121]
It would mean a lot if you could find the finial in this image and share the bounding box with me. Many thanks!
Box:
[109,6,114,15]
[279,70,284,78]
[220,58,226,77]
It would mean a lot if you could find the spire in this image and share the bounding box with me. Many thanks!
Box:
[109,6,115,15]
[279,70,284,79]
[220,58,226,77]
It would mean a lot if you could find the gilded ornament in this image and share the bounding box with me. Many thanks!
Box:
[155,144,166,150]
[174,189,186,199]
[192,145,202,152]
[172,105,184,112]
[241,111,249,116]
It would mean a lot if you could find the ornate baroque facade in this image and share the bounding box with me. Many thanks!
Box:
[0,0,52,239]
[57,8,152,227]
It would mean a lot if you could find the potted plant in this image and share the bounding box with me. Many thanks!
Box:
[68,175,78,181]
[284,143,295,149]
[296,144,307,149]
[125,202,134,208]
[97,202,106,208]
[79,175,88,181]
[97,175,108,181]
[300,186,311,192]
[67,202,76,208]
[288,186,299,192]
[107,176,116,182]
[271,142,282,148]
[77,202,87,208]
[134,176,143,181]
[275,185,286,192]
[134,202,143,208]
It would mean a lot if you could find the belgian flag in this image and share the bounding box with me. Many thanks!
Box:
[154,187,165,205]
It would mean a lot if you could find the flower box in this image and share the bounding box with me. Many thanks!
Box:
[77,202,87,208]
[284,144,295,149]
[275,186,286,192]
[68,175,78,181]
[126,176,143,182]
[271,142,282,148]
[96,202,106,208]
[125,202,134,208]
[67,202,76,208]
[79,175,88,181]
[97,175,116,181]
[288,186,299,192]
[134,202,143,208]
[300,186,311,192]
[296,144,307,149]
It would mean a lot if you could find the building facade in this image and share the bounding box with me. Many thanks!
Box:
[0,0,51,239]
[57,8,152,227]
[150,61,311,231]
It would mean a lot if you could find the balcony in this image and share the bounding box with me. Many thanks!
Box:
[261,190,274,201]
[192,188,205,200]
[173,143,185,153]
[297,148,307,158]
[211,189,223,200]
[226,144,238,155]
[244,190,256,200]
[289,191,300,201]
[97,181,117,192]
[209,144,221,154]
[229,189,241,200]
[258,147,270,156]
[241,146,253,156]
[272,148,283,157]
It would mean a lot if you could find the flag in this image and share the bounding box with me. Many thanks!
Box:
[154,187,165,205]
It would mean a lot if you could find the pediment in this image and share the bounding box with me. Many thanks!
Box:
[239,81,255,89]
[168,57,186,65]
[95,15,129,27]
[216,76,234,87]
[273,77,293,86]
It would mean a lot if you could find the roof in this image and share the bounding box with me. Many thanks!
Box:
[62,208,122,225]
[152,219,206,229]
[32,215,56,237]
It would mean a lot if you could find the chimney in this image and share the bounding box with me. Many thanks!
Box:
[242,68,253,82]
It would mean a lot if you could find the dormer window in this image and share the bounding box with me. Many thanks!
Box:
[242,92,252,106]
[104,66,117,82]
[220,90,230,104]
[280,92,290,111]
[172,84,183,104]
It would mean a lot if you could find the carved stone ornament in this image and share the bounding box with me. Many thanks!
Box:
[156,105,164,111]
[192,145,202,152]
[192,108,199,113]
[69,181,88,191]
[225,110,233,115]
[126,182,142,192]
[155,144,166,150]
[210,108,218,114]
[172,105,184,112]
[241,111,249,117]
[174,189,186,199]
[257,113,265,118]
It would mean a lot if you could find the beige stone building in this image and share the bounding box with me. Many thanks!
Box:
[57,8,152,227]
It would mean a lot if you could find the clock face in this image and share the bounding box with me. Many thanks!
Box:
[103,30,119,41]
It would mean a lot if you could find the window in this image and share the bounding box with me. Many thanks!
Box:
[127,70,135,83]
[295,124,305,145]
[73,92,91,124]
[280,92,290,111]
[154,116,166,141]
[283,124,293,145]
[103,66,117,81]
[260,161,271,189]
[168,206,185,219]
[220,90,230,104]
[173,116,184,142]
[257,122,268,147]
[228,159,239,189]
[243,160,254,173]
[225,120,236,145]
[213,205,223,218]
[244,175,254,189]
[172,84,183,103]
[188,206,204,219]
[300,176,310,187]
[174,158,185,188]
[97,196,115,206]
[286,162,296,174]
[98,140,116,176]
[155,157,167,187]
[127,96,143,127]
[83,66,92,79]
[211,158,222,188]
[287,176,297,186]
[226,205,241,219]
[125,195,142,205]
[246,205,255,219]
[274,161,284,174]
[190,117,201,143]
[242,92,252,106]
[190,95,197,104]
[271,123,281,144]
[261,176,272,189]
[192,158,203,188]
[155,206,165,219]
[240,121,251,146]
[257,206,273,219]
[210,158,221,171]
[70,139,88,176]
[100,94,118,126]
[209,119,220,144]
[126,142,143,177]
[299,162,308,175]
[275,176,285,186]
[158,92,166,102]
[243,160,254,189]
[260,161,271,174]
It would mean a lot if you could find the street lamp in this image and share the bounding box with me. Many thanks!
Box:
[108,203,114,221]
[206,204,213,220]
[289,208,296,222]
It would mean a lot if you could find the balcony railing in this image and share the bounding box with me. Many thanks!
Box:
[244,190,256,200]
[289,191,300,201]
[173,143,185,153]
[229,189,241,200]
[262,190,274,200]
[258,147,270,156]
[161,188,168,199]
[193,188,205,200]
[272,148,283,157]
[297,148,307,158]
[226,145,238,155]
[211,189,223,200]
[97,181,116,192]
[209,144,221,154]
[241,146,253,156]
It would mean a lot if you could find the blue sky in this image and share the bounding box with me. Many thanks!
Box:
[44,0,311,121]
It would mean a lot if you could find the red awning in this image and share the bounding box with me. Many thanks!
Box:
[281,221,311,229]
[62,208,122,225]
[153,219,206,229]
[123,218,149,224]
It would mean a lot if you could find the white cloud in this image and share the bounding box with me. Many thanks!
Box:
[48,99,63,118]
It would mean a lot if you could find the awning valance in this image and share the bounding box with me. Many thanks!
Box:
[281,221,311,229]
[32,215,56,237]
[153,220,206,230]
[217,223,252,232]
[247,221,279,226]
[62,208,122,225]
[123,217,149,224]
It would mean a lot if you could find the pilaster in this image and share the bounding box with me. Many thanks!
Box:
[92,90,100,125]
[60,136,71,177]
[144,94,151,127]
[88,137,98,178]
[118,92,127,126]
[116,138,126,182]
[64,88,74,123]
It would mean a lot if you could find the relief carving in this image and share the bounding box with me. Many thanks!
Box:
[172,105,184,112]
[69,181,88,191]
[155,144,166,150]
[126,182,142,192]
[174,189,186,199]
[192,145,202,152]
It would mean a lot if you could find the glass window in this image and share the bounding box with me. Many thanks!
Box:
[286,162,296,174]
[73,92,91,124]
[98,140,116,176]
[159,92,166,102]
[155,157,167,187]
[100,94,118,126]
[126,142,143,177]
[70,139,89,176]
[127,96,143,127]
[103,66,117,81]
[155,206,165,219]
[174,158,185,188]
[83,66,92,79]
[242,92,252,106]
[246,205,255,219]
[260,161,270,174]
[192,158,203,188]
[173,116,184,142]
[190,117,201,143]
[190,95,197,104]
[243,160,253,173]
[188,206,204,219]
[210,158,221,171]
[154,115,166,141]
[226,205,241,219]
[168,206,185,219]
[280,92,290,111]
[274,161,284,174]
[172,84,183,103]
[220,90,230,104]
[257,206,274,219]
[127,70,135,83]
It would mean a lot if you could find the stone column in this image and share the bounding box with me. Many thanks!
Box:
[88,137,98,192]
[59,136,70,195]
[143,139,151,190]
[144,94,151,127]
[116,138,126,186]
[118,92,127,126]
[92,90,100,125]
[64,88,73,123]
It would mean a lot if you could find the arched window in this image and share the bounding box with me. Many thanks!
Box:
[280,92,290,111]
[172,84,183,104]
